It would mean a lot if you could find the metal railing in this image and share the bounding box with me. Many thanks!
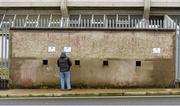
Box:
[0,13,177,29]
[10,18,177,29]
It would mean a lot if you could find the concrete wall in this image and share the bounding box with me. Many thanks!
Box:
[1,0,180,7]
[10,29,176,88]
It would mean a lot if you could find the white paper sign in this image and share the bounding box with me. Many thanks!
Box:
[153,48,161,54]
[48,46,56,53]
[64,47,71,53]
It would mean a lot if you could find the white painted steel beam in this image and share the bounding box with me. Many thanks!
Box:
[143,0,150,20]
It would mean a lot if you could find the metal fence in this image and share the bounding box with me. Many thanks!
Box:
[0,23,9,89]
[0,13,178,29]
[0,13,180,88]
[8,18,178,29]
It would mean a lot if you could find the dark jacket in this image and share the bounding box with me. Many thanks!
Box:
[57,52,72,72]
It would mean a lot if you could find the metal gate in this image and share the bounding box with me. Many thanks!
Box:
[0,23,9,89]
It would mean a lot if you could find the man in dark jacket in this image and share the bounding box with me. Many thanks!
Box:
[57,52,72,91]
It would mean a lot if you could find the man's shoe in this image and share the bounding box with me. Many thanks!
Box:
[61,89,65,91]
[67,89,72,91]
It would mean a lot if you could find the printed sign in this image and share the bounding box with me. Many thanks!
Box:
[48,46,56,53]
[153,48,161,54]
[64,47,71,53]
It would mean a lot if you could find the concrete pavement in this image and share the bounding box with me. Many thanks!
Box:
[0,88,180,98]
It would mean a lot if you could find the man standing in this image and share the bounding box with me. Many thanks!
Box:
[57,52,72,91]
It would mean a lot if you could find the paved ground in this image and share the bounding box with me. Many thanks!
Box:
[0,88,180,97]
[0,97,180,105]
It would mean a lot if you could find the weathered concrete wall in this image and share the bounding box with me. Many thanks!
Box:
[10,29,176,88]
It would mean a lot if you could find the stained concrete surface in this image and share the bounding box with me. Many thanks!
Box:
[10,29,176,88]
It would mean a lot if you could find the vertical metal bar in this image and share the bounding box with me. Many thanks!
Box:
[48,14,52,28]
[78,14,81,28]
[24,14,29,27]
[175,19,178,29]
[125,19,127,28]
[139,19,141,28]
[115,14,118,28]
[94,19,96,28]
[56,19,60,28]
[87,19,89,28]
[43,18,46,28]
[167,19,169,29]
[66,17,69,28]
[72,19,75,28]
[16,19,18,27]
[176,22,180,83]
[71,19,73,28]
[154,19,157,29]
[26,19,29,27]
[4,24,7,68]
[0,14,5,28]
[109,19,111,28]
[53,19,56,28]
[98,19,100,28]
[36,14,40,28]
[170,19,172,29]
[103,14,106,28]
[95,19,97,28]
[83,19,85,28]
[29,19,31,27]
[76,18,78,28]
[150,20,152,29]
[75,19,78,28]
[92,18,94,28]
[97,19,99,28]
[140,20,142,29]
[78,19,82,28]
[72,19,74,28]
[54,19,56,28]
[18,18,20,27]
[12,14,16,27]
[91,14,94,28]
[137,19,139,29]
[159,19,162,29]
[81,19,83,28]
[99,19,101,28]
[80,19,82,28]
[128,15,130,28]
[143,19,145,29]
[40,18,42,28]
[134,19,137,29]
[1,24,4,67]
[22,18,24,28]
[60,17,63,28]
[157,19,160,29]
[121,19,124,28]
[57,19,61,27]
[7,23,9,87]
[51,19,54,28]
[19,19,21,27]
[131,19,134,28]
[31,19,33,27]
[107,19,109,28]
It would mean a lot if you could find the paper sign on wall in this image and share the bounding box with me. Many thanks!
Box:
[48,46,56,53]
[153,48,161,54]
[64,47,71,53]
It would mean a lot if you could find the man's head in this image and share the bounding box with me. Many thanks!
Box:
[60,52,66,58]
